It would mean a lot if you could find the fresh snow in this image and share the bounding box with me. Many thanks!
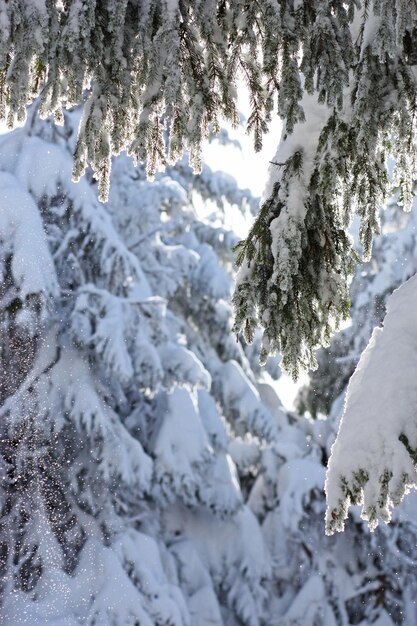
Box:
[326,273,417,532]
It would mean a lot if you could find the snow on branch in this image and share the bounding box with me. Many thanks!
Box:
[326,273,417,534]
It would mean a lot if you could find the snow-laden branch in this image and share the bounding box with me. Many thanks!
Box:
[233,0,417,375]
[326,273,417,534]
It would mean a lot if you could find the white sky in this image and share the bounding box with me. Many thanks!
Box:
[203,114,281,199]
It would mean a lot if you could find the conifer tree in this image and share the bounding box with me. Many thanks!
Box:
[3,1,417,378]
[3,108,417,624]
[4,0,417,613]
[0,107,279,625]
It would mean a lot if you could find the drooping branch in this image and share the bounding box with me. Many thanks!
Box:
[233,1,417,375]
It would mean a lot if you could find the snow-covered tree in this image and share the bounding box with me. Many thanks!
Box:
[220,2,417,535]
[249,403,417,626]
[0,106,281,625]
[3,2,417,376]
[3,107,417,625]
[0,109,326,626]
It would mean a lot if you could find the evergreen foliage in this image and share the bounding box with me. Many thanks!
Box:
[3,109,417,625]
[296,192,417,534]
[324,196,417,535]
[0,0,276,199]
[0,109,272,625]
[233,1,417,375]
[296,200,409,420]
[4,2,417,374]
[0,0,363,208]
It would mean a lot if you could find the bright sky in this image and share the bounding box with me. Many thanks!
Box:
[203,114,281,199]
